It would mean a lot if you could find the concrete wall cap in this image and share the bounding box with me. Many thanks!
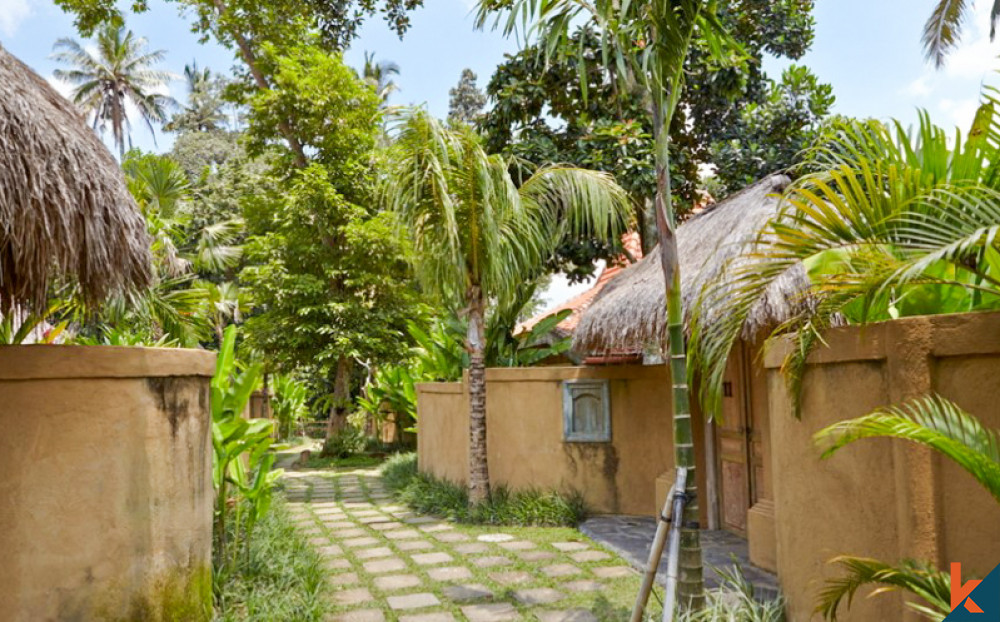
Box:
[0,345,217,380]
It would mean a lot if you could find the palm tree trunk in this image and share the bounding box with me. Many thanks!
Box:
[466,287,490,504]
[324,356,352,446]
[653,103,704,611]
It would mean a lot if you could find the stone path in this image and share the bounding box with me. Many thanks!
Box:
[580,516,779,598]
[283,466,644,622]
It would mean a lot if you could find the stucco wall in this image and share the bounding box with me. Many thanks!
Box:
[765,312,1000,621]
[417,365,708,517]
[0,346,216,622]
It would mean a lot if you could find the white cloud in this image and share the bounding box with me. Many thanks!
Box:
[903,75,933,98]
[0,0,31,37]
[939,97,981,130]
[45,75,75,101]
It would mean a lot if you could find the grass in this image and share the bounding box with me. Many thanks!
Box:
[213,499,329,621]
[380,453,587,527]
[676,566,785,622]
[305,453,384,469]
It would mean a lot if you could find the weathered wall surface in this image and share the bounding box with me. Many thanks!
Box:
[765,312,1000,621]
[0,346,216,622]
[417,365,708,517]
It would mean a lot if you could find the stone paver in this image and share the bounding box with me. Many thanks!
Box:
[441,583,493,602]
[374,574,422,591]
[327,608,386,622]
[398,613,456,622]
[512,587,564,605]
[427,566,473,581]
[411,552,453,565]
[333,587,373,606]
[387,592,440,610]
[535,609,599,622]
[541,563,582,578]
[284,464,655,622]
[461,603,519,622]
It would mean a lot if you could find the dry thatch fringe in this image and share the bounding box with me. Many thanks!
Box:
[0,42,151,313]
[572,174,810,356]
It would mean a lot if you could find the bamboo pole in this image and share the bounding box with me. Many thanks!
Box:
[663,468,690,622]
[629,467,689,622]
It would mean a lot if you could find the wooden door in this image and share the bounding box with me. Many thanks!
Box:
[716,343,751,535]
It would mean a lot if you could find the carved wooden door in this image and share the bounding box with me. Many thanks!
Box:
[716,342,751,535]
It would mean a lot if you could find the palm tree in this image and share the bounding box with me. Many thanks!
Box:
[813,395,999,620]
[362,51,400,108]
[688,94,1000,417]
[382,109,631,504]
[924,0,1000,68]
[476,0,739,606]
[52,23,175,158]
[166,62,227,132]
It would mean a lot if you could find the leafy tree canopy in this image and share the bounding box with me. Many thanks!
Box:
[448,68,487,126]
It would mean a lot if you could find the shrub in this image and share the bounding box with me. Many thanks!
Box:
[321,425,366,458]
[214,499,328,621]
[380,453,587,527]
[675,565,785,622]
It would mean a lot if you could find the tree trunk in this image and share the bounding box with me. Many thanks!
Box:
[325,356,352,443]
[466,288,490,504]
[652,102,704,611]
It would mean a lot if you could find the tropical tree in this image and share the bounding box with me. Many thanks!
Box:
[166,62,228,132]
[477,0,740,605]
[52,23,175,158]
[923,0,1000,68]
[382,108,631,504]
[688,92,1000,419]
[813,395,998,620]
[448,68,486,125]
[362,51,401,109]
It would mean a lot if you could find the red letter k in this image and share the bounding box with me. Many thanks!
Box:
[951,563,984,613]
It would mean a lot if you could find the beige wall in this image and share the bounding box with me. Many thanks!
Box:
[417,365,709,517]
[0,346,216,622]
[765,312,1000,621]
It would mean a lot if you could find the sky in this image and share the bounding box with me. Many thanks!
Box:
[2,0,999,308]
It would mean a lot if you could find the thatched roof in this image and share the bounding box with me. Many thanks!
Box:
[0,43,151,312]
[573,173,809,355]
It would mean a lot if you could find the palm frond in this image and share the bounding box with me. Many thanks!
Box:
[816,556,951,621]
[815,395,1000,503]
[923,0,970,69]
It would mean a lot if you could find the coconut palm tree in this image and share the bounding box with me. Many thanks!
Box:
[52,23,175,158]
[382,108,631,504]
[362,51,400,108]
[476,0,740,606]
[165,62,227,132]
[924,0,1000,68]
[813,395,999,620]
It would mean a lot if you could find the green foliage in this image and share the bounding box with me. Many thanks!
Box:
[689,91,1000,418]
[270,373,309,439]
[213,499,329,621]
[321,425,368,458]
[166,62,231,133]
[211,326,282,568]
[448,68,486,126]
[814,557,950,621]
[380,453,587,526]
[676,565,785,621]
[241,47,420,377]
[922,0,1000,68]
[709,65,835,195]
[51,23,174,158]
[811,396,999,619]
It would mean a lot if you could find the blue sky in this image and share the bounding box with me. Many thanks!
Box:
[2,0,999,306]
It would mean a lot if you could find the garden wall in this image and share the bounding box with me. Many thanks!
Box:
[416,365,708,517]
[765,311,1000,621]
[0,346,216,622]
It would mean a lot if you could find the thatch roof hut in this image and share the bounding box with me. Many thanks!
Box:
[0,43,151,312]
[573,173,809,356]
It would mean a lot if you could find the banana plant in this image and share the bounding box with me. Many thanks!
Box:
[210,325,281,565]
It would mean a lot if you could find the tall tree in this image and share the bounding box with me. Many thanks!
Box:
[362,51,401,108]
[477,0,740,607]
[166,62,228,132]
[448,68,486,125]
[382,109,631,503]
[240,45,421,446]
[51,23,175,158]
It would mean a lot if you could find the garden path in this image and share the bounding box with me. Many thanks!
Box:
[284,466,649,622]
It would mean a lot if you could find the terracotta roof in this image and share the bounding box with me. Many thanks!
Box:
[518,232,643,337]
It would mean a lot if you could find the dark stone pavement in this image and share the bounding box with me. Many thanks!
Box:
[580,515,779,599]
